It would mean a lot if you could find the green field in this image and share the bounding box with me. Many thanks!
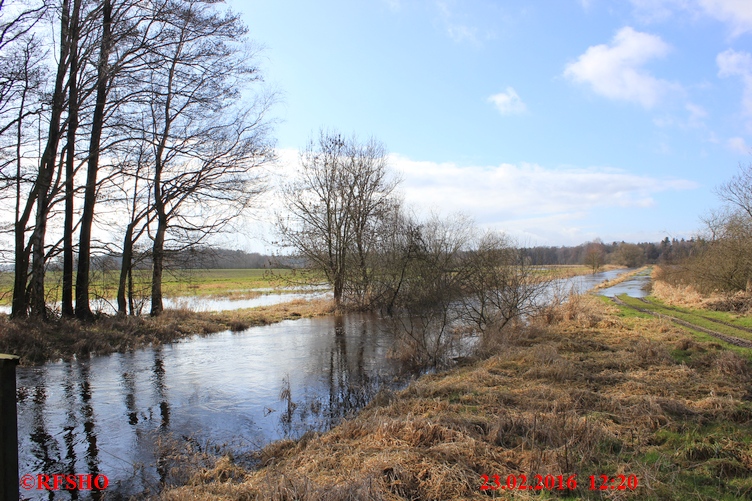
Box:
[0,268,309,306]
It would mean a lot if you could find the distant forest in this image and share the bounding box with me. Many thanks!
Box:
[72,238,695,272]
[65,247,296,272]
[526,237,697,267]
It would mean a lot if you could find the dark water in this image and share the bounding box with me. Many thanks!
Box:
[16,314,405,500]
[14,269,640,500]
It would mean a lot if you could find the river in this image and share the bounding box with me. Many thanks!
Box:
[14,268,642,500]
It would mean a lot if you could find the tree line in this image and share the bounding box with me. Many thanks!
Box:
[0,0,273,318]
[526,237,698,269]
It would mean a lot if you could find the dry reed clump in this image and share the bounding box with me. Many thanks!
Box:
[674,337,705,353]
[522,344,576,381]
[533,292,606,329]
[631,339,673,367]
[651,279,705,308]
[687,350,752,383]
[705,292,752,313]
[710,350,752,380]
[652,277,752,313]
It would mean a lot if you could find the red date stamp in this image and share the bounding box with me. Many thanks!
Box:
[479,473,639,492]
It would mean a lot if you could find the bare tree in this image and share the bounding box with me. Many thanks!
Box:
[583,239,605,274]
[75,0,161,319]
[27,0,75,318]
[461,232,549,339]
[0,0,46,318]
[278,130,397,309]
[138,0,273,316]
[663,164,752,293]
[717,163,752,219]
[384,213,473,367]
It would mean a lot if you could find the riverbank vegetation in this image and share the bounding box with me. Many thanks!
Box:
[0,298,334,365]
[154,293,752,501]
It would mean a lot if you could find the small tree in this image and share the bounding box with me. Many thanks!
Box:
[278,130,398,309]
[461,232,550,341]
[584,240,605,274]
[612,242,645,268]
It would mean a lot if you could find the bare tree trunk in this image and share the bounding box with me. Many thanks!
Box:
[11,43,37,319]
[128,263,134,315]
[12,215,33,318]
[76,0,112,320]
[150,215,166,316]
[62,0,81,317]
[29,0,72,318]
[117,222,134,315]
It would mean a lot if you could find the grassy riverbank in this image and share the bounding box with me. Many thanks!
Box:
[155,293,752,501]
[0,298,334,365]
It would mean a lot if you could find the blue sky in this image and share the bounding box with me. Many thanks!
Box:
[226,0,752,250]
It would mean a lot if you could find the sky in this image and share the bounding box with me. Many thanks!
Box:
[223,0,752,252]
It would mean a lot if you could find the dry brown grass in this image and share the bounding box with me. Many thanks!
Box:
[652,268,752,313]
[651,279,712,310]
[155,296,752,500]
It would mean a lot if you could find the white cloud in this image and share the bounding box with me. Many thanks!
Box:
[488,87,526,115]
[717,48,752,114]
[434,0,492,46]
[699,0,752,36]
[265,149,698,247]
[628,0,752,36]
[653,102,709,128]
[391,153,696,222]
[629,0,691,23]
[446,24,480,44]
[564,27,677,109]
[686,102,708,124]
[717,48,752,77]
[727,136,750,153]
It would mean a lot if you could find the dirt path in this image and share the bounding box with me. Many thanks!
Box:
[611,296,752,349]
[636,297,752,334]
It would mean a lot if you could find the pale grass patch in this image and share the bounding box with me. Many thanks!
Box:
[651,280,708,309]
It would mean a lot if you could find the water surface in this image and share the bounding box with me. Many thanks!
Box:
[17,314,404,499]
[595,269,652,298]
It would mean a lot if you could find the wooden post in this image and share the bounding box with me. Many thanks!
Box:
[0,354,20,501]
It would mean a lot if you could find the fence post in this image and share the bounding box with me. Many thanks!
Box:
[0,354,20,501]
